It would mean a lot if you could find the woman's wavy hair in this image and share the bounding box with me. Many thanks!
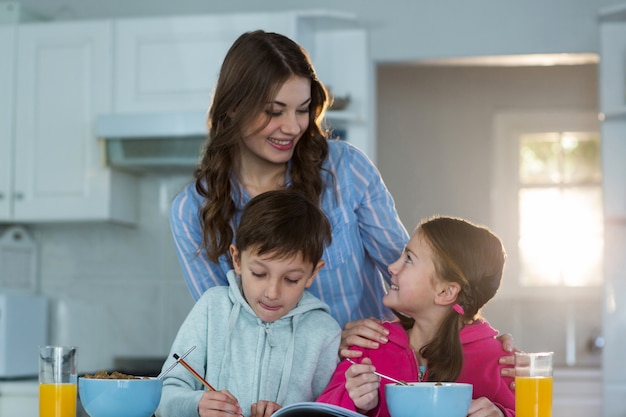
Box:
[395,216,506,382]
[194,30,331,262]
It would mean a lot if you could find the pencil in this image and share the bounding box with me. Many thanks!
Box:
[173,353,217,391]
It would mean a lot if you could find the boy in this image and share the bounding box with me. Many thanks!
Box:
[156,189,342,417]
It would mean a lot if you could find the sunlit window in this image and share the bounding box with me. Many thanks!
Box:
[517,131,603,286]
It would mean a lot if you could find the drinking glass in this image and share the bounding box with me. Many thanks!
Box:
[39,346,78,417]
[515,351,553,417]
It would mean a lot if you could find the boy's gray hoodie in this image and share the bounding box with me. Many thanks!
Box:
[156,270,342,417]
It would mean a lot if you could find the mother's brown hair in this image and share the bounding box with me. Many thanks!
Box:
[194,30,331,262]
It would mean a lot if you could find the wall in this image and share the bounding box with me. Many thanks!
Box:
[14,175,196,373]
[376,63,602,367]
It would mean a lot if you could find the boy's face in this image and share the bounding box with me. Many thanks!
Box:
[230,244,324,323]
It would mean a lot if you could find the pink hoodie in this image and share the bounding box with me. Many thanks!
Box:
[317,319,515,417]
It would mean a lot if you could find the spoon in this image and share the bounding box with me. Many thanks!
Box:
[346,358,408,386]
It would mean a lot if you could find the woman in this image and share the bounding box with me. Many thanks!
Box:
[169,30,517,367]
[170,29,407,328]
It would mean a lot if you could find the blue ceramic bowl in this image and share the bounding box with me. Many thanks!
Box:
[385,382,472,417]
[78,376,162,417]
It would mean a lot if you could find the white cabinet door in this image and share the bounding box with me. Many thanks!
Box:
[0,395,38,417]
[12,20,137,224]
[599,17,626,220]
[0,381,38,417]
[113,13,294,114]
[295,12,374,160]
[0,25,16,219]
[112,11,375,160]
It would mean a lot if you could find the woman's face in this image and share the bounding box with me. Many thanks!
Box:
[241,76,311,165]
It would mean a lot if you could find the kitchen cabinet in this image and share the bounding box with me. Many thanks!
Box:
[113,13,293,114]
[599,5,626,417]
[112,11,375,159]
[2,20,137,224]
[0,380,38,417]
[599,5,626,219]
[0,25,16,219]
[295,12,374,160]
[1,10,372,225]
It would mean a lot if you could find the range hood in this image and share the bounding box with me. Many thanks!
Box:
[96,111,208,173]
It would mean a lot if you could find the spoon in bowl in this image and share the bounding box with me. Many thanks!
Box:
[346,358,408,386]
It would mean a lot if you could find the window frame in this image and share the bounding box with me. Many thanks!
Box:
[491,110,602,301]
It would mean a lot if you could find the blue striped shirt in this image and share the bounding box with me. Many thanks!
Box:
[169,140,409,328]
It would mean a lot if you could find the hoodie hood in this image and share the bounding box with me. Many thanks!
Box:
[221,270,331,407]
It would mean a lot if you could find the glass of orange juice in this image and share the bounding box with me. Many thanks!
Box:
[515,351,553,417]
[39,346,78,417]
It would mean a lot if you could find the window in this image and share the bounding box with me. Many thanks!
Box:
[492,111,602,297]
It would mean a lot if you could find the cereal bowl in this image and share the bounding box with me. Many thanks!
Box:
[385,382,472,417]
[78,376,162,417]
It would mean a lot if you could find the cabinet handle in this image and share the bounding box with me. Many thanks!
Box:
[14,192,24,200]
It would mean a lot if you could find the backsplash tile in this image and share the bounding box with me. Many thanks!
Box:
[23,174,195,374]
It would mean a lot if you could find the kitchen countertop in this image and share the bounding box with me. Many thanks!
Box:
[0,379,38,393]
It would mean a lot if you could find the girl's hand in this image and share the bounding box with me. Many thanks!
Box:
[340,318,390,359]
[467,397,505,417]
[198,390,243,417]
[250,400,281,417]
[344,357,380,413]
[495,333,519,390]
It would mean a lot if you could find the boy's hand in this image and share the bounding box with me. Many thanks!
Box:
[251,400,281,417]
[340,318,389,358]
[198,390,243,417]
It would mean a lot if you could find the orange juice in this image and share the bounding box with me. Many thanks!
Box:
[515,376,553,417]
[39,383,77,417]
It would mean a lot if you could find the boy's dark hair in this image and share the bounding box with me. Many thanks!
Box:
[234,189,332,266]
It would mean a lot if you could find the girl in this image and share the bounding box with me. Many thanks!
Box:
[317,216,515,417]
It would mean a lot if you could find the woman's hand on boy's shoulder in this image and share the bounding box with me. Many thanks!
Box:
[339,318,390,358]
[250,400,281,417]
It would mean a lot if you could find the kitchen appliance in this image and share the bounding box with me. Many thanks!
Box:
[0,292,48,378]
[96,111,207,173]
[0,226,38,292]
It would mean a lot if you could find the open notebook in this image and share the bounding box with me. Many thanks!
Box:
[273,402,365,417]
